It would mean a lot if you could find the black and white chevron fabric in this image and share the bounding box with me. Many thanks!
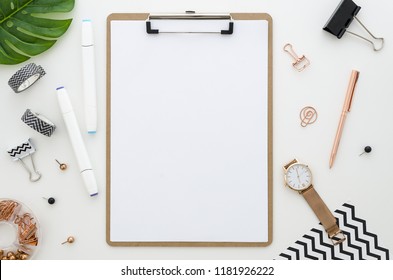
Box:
[276,203,390,260]
[8,63,46,93]
[7,139,36,160]
[21,109,56,137]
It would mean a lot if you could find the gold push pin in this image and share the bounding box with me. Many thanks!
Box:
[55,159,67,170]
[61,236,75,245]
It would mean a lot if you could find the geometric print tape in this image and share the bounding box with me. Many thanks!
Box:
[8,63,46,93]
[276,203,390,260]
[21,109,56,137]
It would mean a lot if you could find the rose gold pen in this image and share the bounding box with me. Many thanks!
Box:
[329,70,359,168]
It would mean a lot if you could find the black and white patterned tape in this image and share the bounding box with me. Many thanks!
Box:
[8,63,46,93]
[21,109,56,137]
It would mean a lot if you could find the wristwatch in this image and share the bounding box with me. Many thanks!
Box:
[283,159,346,245]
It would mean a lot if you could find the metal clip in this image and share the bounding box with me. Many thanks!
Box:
[329,230,346,246]
[18,154,42,182]
[322,0,384,52]
[7,138,42,182]
[346,17,384,52]
[283,43,310,72]
[146,12,234,34]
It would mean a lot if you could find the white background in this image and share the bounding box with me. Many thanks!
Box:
[0,0,392,260]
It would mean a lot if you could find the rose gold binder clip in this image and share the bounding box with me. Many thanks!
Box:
[283,43,310,72]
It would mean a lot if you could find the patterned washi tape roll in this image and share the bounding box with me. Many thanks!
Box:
[8,63,46,93]
[21,109,56,137]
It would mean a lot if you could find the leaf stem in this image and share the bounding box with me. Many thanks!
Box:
[0,0,34,24]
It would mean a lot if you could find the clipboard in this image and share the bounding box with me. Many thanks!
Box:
[106,12,273,246]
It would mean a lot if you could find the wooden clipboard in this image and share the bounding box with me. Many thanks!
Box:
[106,13,273,247]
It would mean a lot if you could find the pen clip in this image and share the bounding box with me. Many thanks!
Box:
[346,70,359,112]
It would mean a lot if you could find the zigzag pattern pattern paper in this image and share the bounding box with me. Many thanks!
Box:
[276,203,390,260]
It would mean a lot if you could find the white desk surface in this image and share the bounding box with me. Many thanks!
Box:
[0,0,392,259]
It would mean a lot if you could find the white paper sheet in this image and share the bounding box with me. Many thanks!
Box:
[109,19,270,243]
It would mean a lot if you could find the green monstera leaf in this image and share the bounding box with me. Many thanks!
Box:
[0,0,75,65]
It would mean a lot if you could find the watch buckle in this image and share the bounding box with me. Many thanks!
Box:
[329,230,346,246]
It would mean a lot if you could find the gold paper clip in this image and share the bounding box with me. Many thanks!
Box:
[283,43,310,72]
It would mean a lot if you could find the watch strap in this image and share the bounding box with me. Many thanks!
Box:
[301,185,345,245]
[283,159,298,170]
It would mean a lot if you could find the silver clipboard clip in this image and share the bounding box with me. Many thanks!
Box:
[7,138,42,182]
[146,11,234,35]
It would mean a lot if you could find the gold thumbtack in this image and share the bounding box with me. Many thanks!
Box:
[61,236,75,245]
[55,159,67,170]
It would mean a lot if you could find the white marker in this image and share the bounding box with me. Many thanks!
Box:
[82,19,97,134]
[56,86,98,197]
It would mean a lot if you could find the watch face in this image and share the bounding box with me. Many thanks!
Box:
[285,163,312,191]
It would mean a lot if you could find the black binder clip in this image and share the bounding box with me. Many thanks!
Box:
[323,0,384,51]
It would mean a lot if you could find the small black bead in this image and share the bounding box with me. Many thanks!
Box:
[48,197,55,205]
[364,146,372,153]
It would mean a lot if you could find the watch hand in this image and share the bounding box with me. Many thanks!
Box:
[296,168,301,180]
